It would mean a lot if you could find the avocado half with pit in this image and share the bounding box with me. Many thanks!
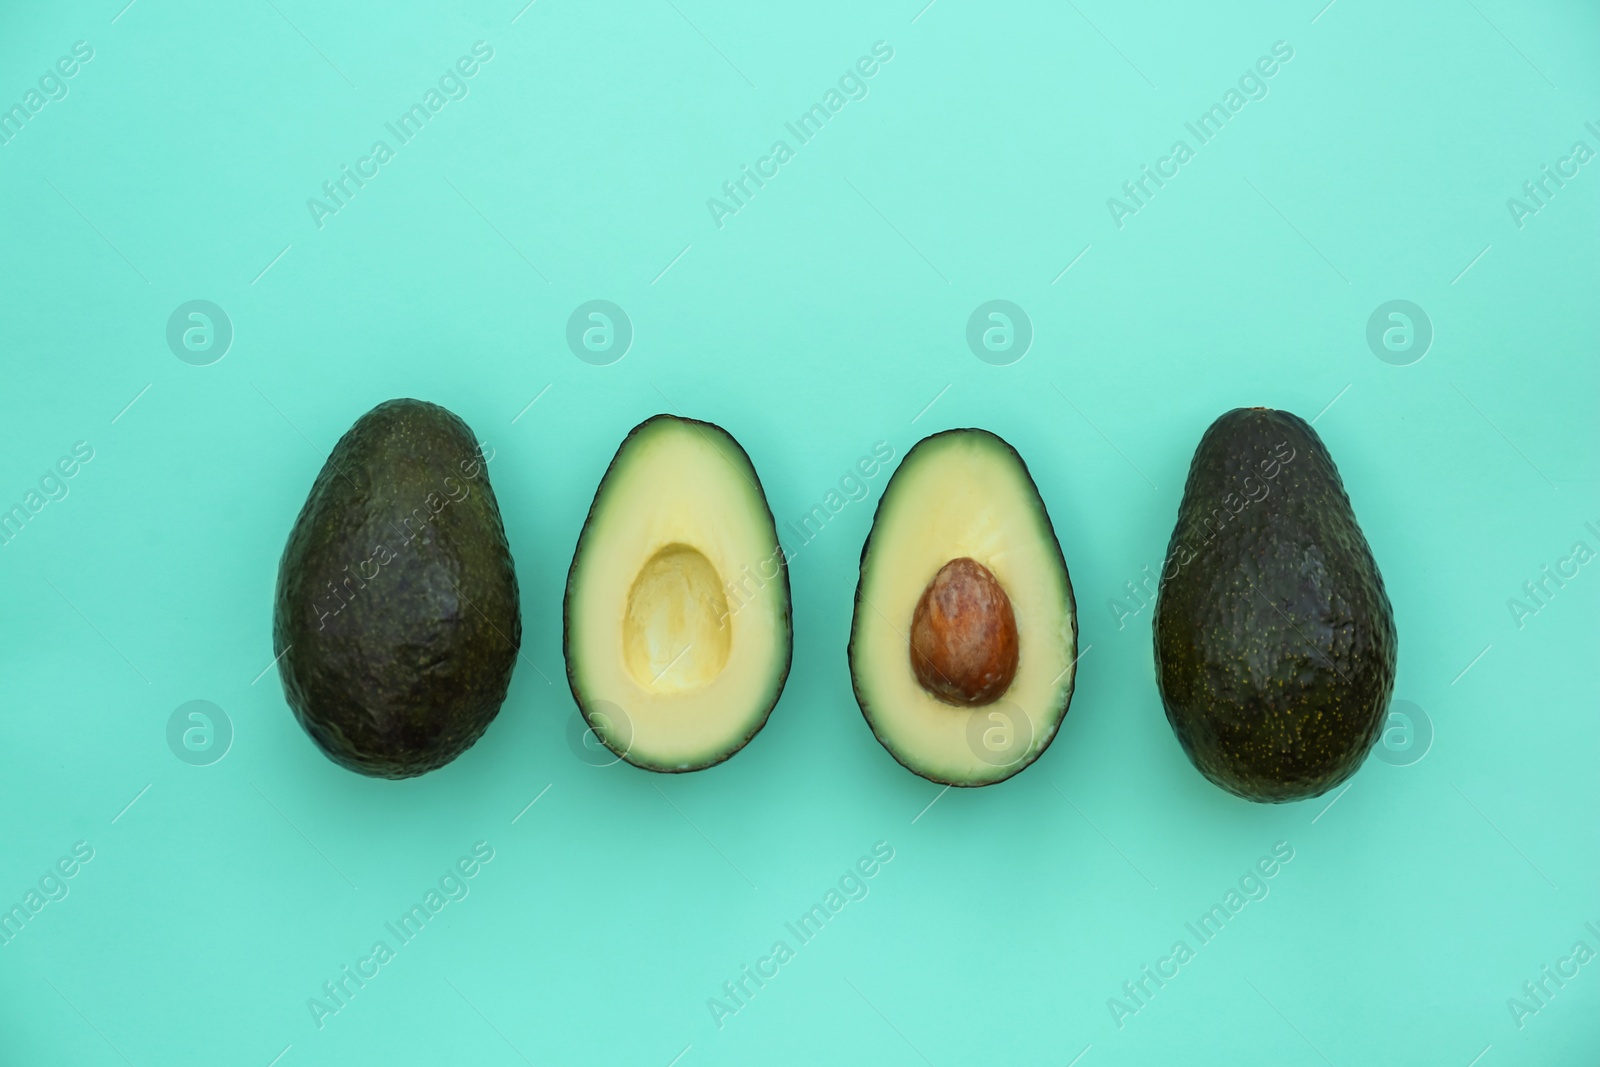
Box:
[563,415,792,772]
[849,429,1078,786]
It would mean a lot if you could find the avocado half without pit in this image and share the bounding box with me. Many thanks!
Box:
[849,429,1078,786]
[273,399,521,779]
[1154,407,1397,803]
[564,415,792,772]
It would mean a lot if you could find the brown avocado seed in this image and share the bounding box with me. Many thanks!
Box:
[909,556,1019,706]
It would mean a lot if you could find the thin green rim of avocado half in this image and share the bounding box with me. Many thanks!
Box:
[563,414,793,773]
[849,428,1078,787]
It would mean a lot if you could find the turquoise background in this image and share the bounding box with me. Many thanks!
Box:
[2,0,1597,1063]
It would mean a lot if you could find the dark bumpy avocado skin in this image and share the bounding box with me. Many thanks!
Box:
[274,399,521,779]
[1154,408,1396,803]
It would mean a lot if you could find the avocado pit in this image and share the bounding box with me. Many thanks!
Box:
[909,556,1019,706]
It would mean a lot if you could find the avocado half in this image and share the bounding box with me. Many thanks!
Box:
[849,429,1078,787]
[1153,407,1397,802]
[563,415,792,772]
[273,399,521,778]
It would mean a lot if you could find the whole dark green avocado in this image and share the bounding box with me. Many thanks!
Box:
[1153,407,1396,803]
[273,399,520,778]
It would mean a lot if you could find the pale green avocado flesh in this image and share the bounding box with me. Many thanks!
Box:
[564,415,792,773]
[850,429,1078,787]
